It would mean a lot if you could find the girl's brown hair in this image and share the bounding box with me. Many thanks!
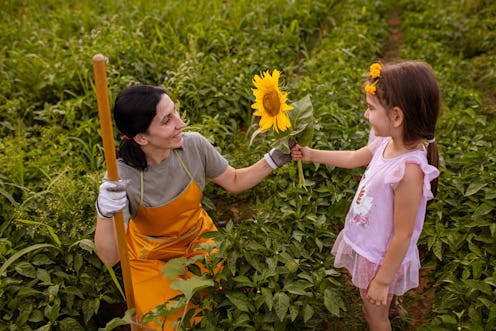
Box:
[369,61,441,196]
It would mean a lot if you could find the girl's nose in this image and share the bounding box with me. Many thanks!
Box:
[364,108,370,119]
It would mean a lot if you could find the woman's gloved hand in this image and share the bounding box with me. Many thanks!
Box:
[264,140,296,170]
[264,148,292,169]
[96,180,129,219]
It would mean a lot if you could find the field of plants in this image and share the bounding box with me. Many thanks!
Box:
[1,0,495,330]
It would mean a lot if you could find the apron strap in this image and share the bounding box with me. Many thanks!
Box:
[131,171,145,220]
[174,150,195,182]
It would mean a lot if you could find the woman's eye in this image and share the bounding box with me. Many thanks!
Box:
[162,115,172,125]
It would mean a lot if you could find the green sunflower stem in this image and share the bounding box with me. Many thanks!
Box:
[297,159,307,191]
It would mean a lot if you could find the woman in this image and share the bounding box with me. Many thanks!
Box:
[94,85,290,329]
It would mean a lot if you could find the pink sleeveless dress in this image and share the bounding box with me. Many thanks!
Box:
[332,137,439,295]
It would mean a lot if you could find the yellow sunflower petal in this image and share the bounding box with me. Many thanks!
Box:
[251,69,292,132]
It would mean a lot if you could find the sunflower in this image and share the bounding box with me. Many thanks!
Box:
[251,69,292,133]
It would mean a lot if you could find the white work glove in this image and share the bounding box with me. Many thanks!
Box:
[264,149,292,169]
[96,180,129,219]
[264,140,295,170]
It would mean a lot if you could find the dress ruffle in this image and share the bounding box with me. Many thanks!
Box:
[331,232,420,295]
[384,155,440,200]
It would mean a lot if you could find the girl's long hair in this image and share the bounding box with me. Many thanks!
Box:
[370,61,441,197]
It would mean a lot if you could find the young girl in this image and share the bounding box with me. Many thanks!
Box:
[291,61,440,331]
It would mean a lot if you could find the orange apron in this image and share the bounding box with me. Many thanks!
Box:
[126,151,217,330]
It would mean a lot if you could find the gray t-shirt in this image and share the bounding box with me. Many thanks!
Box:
[111,132,229,220]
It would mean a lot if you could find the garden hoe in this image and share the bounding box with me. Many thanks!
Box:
[93,53,138,330]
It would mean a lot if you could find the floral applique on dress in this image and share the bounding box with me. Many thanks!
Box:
[351,185,373,226]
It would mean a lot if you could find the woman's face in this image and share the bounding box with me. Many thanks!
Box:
[364,95,393,137]
[142,94,186,150]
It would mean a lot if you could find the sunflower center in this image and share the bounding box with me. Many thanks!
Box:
[262,91,281,116]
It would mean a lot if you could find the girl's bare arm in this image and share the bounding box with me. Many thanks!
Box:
[366,163,424,305]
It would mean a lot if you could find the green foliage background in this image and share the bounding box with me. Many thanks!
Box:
[0,0,495,330]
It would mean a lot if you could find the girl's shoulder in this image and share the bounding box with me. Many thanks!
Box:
[384,151,440,200]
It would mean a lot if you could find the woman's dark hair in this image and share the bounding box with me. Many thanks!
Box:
[368,61,441,197]
[113,85,166,170]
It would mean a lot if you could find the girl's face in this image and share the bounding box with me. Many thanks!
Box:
[364,95,393,137]
[142,94,186,150]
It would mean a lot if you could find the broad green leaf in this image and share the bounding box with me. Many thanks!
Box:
[284,260,299,273]
[99,309,135,331]
[18,287,41,297]
[31,254,54,266]
[472,203,493,217]
[59,317,84,331]
[432,240,443,261]
[232,313,251,327]
[71,238,96,253]
[15,303,32,326]
[15,262,36,278]
[170,275,214,301]
[82,298,98,324]
[463,279,492,295]
[289,304,299,322]
[323,288,344,317]
[226,291,253,313]
[261,287,273,311]
[287,94,314,147]
[488,304,496,325]
[44,299,61,322]
[232,275,256,287]
[47,284,59,297]
[283,280,313,296]
[28,309,44,323]
[0,243,57,278]
[438,313,458,325]
[74,253,83,274]
[303,304,314,323]
[37,269,51,284]
[472,260,482,279]
[273,292,290,321]
[272,94,314,153]
[465,183,486,197]
[162,257,188,279]
[483,277,496,287]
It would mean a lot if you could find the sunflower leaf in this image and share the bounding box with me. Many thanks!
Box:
[273,94,313,153]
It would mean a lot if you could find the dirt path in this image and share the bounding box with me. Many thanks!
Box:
[383,9,403,61]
